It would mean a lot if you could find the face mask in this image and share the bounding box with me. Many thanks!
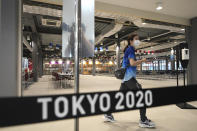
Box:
[134,40,141,47]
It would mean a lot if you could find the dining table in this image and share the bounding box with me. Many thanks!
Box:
[57,72,74,88]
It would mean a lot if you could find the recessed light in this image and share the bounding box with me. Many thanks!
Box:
[181,28,185,31]
[156,6,163,10]
[156,2,163,10]
[142,22,146,25]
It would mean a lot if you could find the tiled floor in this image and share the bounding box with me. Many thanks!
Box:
[1,75,197,131]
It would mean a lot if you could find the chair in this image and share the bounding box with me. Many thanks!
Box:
[53,73,61,88]
[67,75,74,88]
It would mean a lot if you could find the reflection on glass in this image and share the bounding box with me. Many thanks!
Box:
[62,0,94,58]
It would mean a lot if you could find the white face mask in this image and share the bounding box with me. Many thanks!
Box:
[134,40,141,47]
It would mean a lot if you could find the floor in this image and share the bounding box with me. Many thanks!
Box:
[1,75,197,131]
[23,75,184,96]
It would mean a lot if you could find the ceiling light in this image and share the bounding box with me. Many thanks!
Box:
[181,28,185,31]
[50,60,55,65]
[156,6,163,10]
[83,60,86,65]
[142,22,146,25]
[58,59,63,64]
[89,60,93,65]
[67,60,70,65]
[96,60,99,65]
[109,61,113,65]
[156,2,163,10]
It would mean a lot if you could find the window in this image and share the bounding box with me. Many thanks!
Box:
[168,61,171,70]
[175,61,183,70]
[160,60,166,70]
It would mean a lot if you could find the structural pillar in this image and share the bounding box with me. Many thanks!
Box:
[92,57,96,76]
[152,61,155,71]
[166,58,168,71]
[81,59,83,74]
[187,17,197,84]
[171,60,175,71]
[38,48,43,77]
[32,34,39,82]
[158,60,160,71]
[0,0,22,97]
[0,0,1,33]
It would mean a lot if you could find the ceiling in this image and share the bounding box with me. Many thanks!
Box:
[40,33,62,45]
[23,0,186,59]
[31,0,197,23]
[96,0,197,19]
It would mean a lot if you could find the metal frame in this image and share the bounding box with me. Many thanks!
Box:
[74,0,81,131]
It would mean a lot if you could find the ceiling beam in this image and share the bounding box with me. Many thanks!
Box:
[31,0,62,6]
[23,36,33,52]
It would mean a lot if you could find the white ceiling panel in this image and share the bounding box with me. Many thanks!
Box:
[96,0,197,19]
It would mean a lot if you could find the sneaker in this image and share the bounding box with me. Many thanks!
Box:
[104,114,115,122]
[139,119,155,128]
